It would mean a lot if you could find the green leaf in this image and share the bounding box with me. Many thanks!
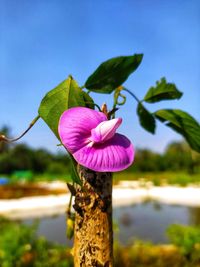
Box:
[155,109,200,153]
[85,54,143,94]
[82,91,95,109]
[67,183,76,196]
[70,155,82,185]
[137,103,156,134]
[38,76,92,139]
[144,77,183,103]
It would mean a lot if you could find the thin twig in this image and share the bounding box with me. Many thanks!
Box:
[0,115,40,143]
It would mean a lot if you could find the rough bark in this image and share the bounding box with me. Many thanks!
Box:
[73,165,113,267]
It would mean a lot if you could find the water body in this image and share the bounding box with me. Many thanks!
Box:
[25,202,200,246]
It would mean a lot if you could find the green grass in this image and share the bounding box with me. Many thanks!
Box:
[1,218,200,267]
[0,173,72,183]
[31,173,72,183]
[113,171,200,186]
[2,171,200,187]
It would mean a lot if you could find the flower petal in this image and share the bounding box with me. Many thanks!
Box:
[91,118,122,143]
[73,133,134,172]
[58,107,107,153]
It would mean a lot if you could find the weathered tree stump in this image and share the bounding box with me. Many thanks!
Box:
[73,165,113,267]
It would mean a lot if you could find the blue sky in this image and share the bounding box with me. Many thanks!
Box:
[0,0,199,154]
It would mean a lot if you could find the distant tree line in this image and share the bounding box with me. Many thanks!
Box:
[0,126,70,175]
[0,142,71,175]
[127,142,200,174]
[0,126,200,175]
[0,142,199,175]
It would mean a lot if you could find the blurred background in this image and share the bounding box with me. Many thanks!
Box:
[0,1,200,266]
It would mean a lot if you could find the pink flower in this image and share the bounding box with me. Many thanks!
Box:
[58,107,134,172]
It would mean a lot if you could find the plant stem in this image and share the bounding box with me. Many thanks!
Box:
[0,115,40,143]
[67,190,73,217]
[123,87,141,104]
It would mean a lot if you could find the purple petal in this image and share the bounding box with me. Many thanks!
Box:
[73,133,134,172]
[58,107,107,153]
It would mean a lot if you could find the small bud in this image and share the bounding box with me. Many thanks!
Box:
[101,103,108,117]
[66,218,74,239]
[0,135,6,142]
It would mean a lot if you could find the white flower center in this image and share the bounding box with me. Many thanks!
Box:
[90,117,122,144]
